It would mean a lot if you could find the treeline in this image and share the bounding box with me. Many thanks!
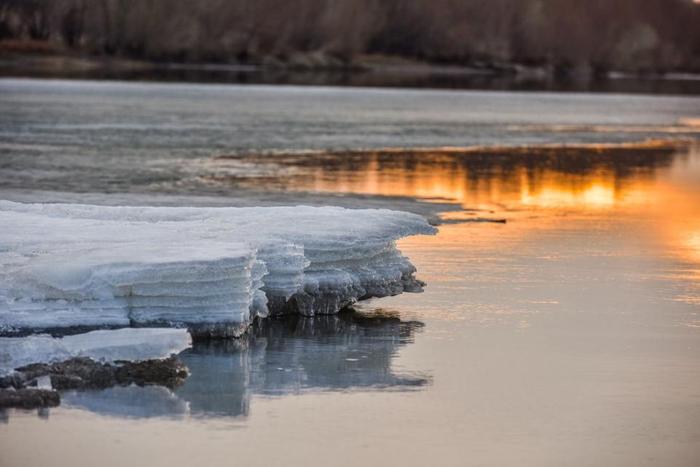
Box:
[1,0,699,74]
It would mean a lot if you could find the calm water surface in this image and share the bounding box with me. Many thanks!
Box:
[1,80,699,467]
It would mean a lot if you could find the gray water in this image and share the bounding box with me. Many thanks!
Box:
[1,79,700,467]
[1,78,698,194]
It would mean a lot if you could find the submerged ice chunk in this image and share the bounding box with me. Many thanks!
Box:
[0,328,192,375]
[0,201,436,333]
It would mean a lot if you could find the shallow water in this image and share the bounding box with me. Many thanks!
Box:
[1,80,700,467]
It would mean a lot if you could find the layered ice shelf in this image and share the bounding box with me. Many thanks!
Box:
[0,201,436,335]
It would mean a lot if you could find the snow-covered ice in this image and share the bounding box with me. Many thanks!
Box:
[0,328,192,375]
[0,201,436,335]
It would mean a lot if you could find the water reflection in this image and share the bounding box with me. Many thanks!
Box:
[214,143,685,212]
[52,311,427,420]
[62,386,190,419]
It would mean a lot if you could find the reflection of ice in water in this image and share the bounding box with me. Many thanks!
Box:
[59,312,428,419]
[63,386,190,419]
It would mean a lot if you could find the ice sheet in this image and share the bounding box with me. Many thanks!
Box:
[0,201,436,333]
[0,328,192,375]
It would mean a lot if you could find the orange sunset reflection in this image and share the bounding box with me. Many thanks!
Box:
[298,148,674,213]
[218,143,700,286]
[290,144,700,286]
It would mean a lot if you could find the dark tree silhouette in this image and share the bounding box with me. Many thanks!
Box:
[0,0,698,73]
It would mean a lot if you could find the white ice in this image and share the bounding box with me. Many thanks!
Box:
[0,201,436,333]
[0,328,192,375]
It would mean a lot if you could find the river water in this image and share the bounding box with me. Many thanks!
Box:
[1,79,699,467]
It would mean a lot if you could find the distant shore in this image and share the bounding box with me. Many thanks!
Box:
[2,47,700,94]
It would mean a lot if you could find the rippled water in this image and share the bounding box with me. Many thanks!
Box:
[1,79,700,467]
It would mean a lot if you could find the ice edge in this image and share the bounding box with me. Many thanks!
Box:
[0,201,437,338]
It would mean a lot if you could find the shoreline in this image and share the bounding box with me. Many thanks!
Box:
[2,52,700,94]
